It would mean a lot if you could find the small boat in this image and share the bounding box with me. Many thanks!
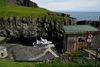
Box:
[33,37,52,46]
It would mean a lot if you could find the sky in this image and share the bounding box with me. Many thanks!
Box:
[31,0,100,12]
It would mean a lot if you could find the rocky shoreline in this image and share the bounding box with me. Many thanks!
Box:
[77,20,100,28]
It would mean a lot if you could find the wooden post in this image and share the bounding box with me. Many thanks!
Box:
[63,33,66,52]
[95,49,98,67]
[76,37,77,53]
[95,30,99,67]
[99,16,100,27]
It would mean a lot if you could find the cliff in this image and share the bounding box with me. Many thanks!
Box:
[77,20,100,28]
[0,0,77,38]
[3,0,38,7]
[0,15,76,38]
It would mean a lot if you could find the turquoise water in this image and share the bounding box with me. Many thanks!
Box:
[61,12,100,21]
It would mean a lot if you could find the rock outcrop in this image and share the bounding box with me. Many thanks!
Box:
[77,20,100,28]
[0,46,8,58]
[0,0,77,38]
[3,0,38,7]
[0,13,77,38]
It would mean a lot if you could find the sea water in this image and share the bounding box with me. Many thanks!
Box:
[61,12,100,21]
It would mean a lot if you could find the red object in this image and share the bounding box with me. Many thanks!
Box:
[88,34,94,39]
[61,49,63,53]
[35,42,37,44]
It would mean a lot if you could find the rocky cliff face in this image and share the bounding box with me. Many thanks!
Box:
[0,13,76,38]
[3,0,38,7]
[77,20,100,28]
[0,0,77,38]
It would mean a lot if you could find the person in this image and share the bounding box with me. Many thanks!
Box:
[33,42,37,46]
[61,49,63,54]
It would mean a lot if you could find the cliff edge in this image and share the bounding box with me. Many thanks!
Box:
[0,0,77,38]
[3,0,38,7]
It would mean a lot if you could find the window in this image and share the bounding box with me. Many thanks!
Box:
[78,38,85,43]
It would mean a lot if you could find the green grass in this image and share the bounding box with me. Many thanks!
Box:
[0,0,74,21]
[0,61,36,67]
[76,50,85,56]
[0,50,98,67]
[0,0,54,18]
[1,58,100,67]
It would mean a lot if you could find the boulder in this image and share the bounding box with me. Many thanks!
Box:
[0,46,8,58]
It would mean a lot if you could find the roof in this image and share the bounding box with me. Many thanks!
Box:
[63,25,98,34]
[13,45,59,61]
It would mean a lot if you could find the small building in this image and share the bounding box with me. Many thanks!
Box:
[0,46,8,58]
[63,25,99,53]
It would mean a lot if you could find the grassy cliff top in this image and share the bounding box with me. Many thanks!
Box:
[0,0,54,18]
